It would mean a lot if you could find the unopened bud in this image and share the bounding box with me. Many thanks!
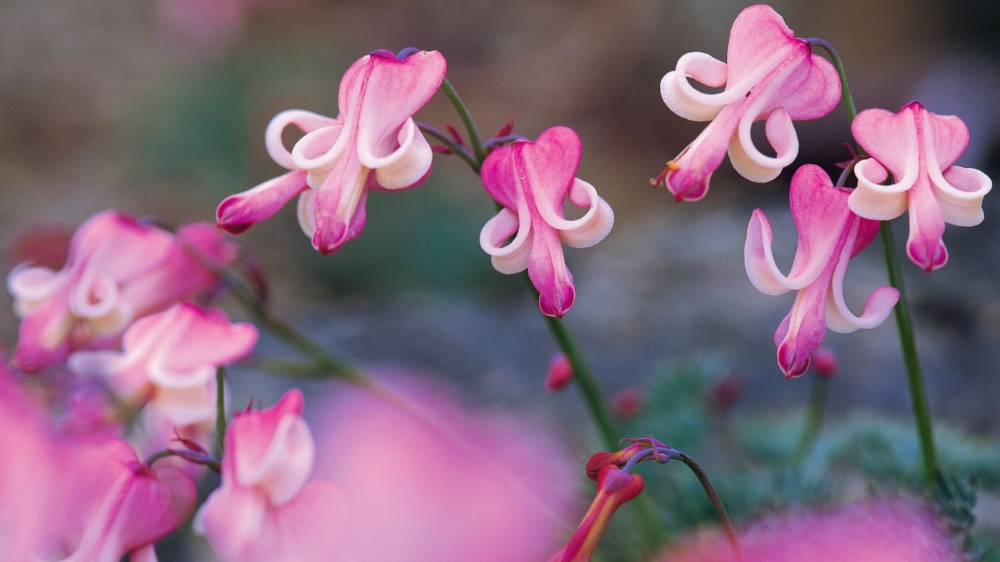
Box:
[706,371,743,412]
[611,387,644,418]
[811,347,838,379]
[544,353,574,392]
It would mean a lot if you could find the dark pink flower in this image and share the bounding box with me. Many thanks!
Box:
[217,50,447,254]
[850,102,992,272]
[745,165,898,378]
[655,5,841,201]
[480,126,614,317]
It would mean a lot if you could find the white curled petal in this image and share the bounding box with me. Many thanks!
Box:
[849,158,914,221]
[932,166,992,227]
[728,108,799,183]
[265,110,340,170]
[744,210,794,295]
[557,180,614,248]
[296,189,317,239]
[67,349,127,377]
[480,208,532,274]
[7,265,62,315]
[824,229,899,333]
[291,123,347,172]
[150,377,217,426]
[367,119,433,190]
[239,414,315,506]
[69,268,120,320]
[663,53,748,122]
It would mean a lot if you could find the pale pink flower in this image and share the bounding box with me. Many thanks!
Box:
[745,165,898,378]
[7,211,237,371]
[68,302,257,427]
[217,49,447,254]
[313,373,578,562]
[850,101,992,272]
[654,4,841,201]
[659,498,961,562]
[480,126,614,317]
[194,389,352,562]
[0,371,197,561]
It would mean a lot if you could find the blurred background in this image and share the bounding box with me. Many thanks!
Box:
[2,1,1000,555]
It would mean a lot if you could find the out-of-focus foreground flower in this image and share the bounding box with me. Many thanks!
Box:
[216,49,446,254]
[0,371,196,561]
[479,126,614,318]
[7,211,236,372]
[745,165,898,378]
[849,101,992,272]
[312,372,579,562]
[653,4,841,201]
[194,389,352,562]
[658,498,962,562]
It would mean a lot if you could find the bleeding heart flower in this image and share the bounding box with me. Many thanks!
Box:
[7,211,237,371]
[849,101,992,272]
[744,165,899,378]
[652,5,841,201]
[194,389,352,562]
[216,49,447,254]
[479,126,614,318]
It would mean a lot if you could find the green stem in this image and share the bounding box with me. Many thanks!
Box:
[879,221,938,484]
[793,376,829,463]
[677,452,742,562]
[440,77,487,166]
[215,367,227,455]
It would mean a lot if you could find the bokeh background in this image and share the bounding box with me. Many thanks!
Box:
[2,0,1000,556]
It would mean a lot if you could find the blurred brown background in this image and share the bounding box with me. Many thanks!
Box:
[2,0,1000,432]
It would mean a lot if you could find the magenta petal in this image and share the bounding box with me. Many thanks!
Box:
[528,227,576,318]
[725,5,796,87]
[217,170,309,234]
[775,282,828,379]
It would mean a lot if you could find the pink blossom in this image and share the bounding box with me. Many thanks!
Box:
[653,5,841,201]
[194,389,352,562]
[480,126,614,317]
[7,211,237,371]
[68,302,257,427]
[745,165,898,378]
[658,498,961,562]
[312,373,578,562]
[0,371,196,561]
[850,101,992,272]
[217,49,447,254]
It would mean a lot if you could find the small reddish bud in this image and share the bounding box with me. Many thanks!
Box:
[585,444,643,481]
[611,387,644,418]
[706,371,743,412]
[544,353,574,392]
[810,347,838,379]
[495,117,515,138]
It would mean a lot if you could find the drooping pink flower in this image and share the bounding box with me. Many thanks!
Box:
[7,211,237,371]
[194,389,352,562]
[653,4,841,201]
[548,465,645,562]
[216,49,447,254]
[312,372,578,562]
[0,371,197,561]
[480,126,614,317]
[68,302,257,427]
[659,498,961,562]
[745,165,899,378]
[849,101,992,272]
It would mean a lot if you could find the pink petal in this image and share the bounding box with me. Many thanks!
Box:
[905,177,948,272]
[923,106,970,170]
[560,179,614,249]
[310,149,370,254]
[774,279,829,379]
[852,106,920,184]
[368,118,434,190]
[266,110,342,170]
[520,127,581,226]
[660,53,733,122]
[725,5,796,88]
[665,111,736,201]
[729,107,799,183]
[480,207,532,274]
[935,166,992,226]
[480,140,521,210]
[217,170,310,234]
[528,225,576,318]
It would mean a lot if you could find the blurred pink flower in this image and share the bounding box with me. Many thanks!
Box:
[659,498,961,562]
[217,49,447,254]
[312,372,579,562]
[653,5,840,201]
[68,302,257,427]
[0,371,196,561]
[480,126,614,317]
[850,101,992,272]
[810,347,838,378]
[611,386,645,418]
[545,353,575,391]
[745,165,898,378]
[194,389,352,562]
[7,211,236,371]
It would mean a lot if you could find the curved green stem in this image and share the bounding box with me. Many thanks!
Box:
[440,78,487,166]
[677,452,742,562]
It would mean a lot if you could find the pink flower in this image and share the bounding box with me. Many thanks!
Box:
[68,302,257,427]
[548,465,645,562]
[0,371,196,561]
[312,372,578,562]
[216,49,447,254]
[7,211,237,371]
[849,101,992,272]
[480,126,614,317]
[194,389,352,562]
[745,165,899,378]
[658,498,961,562]
[653,5,841,201]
